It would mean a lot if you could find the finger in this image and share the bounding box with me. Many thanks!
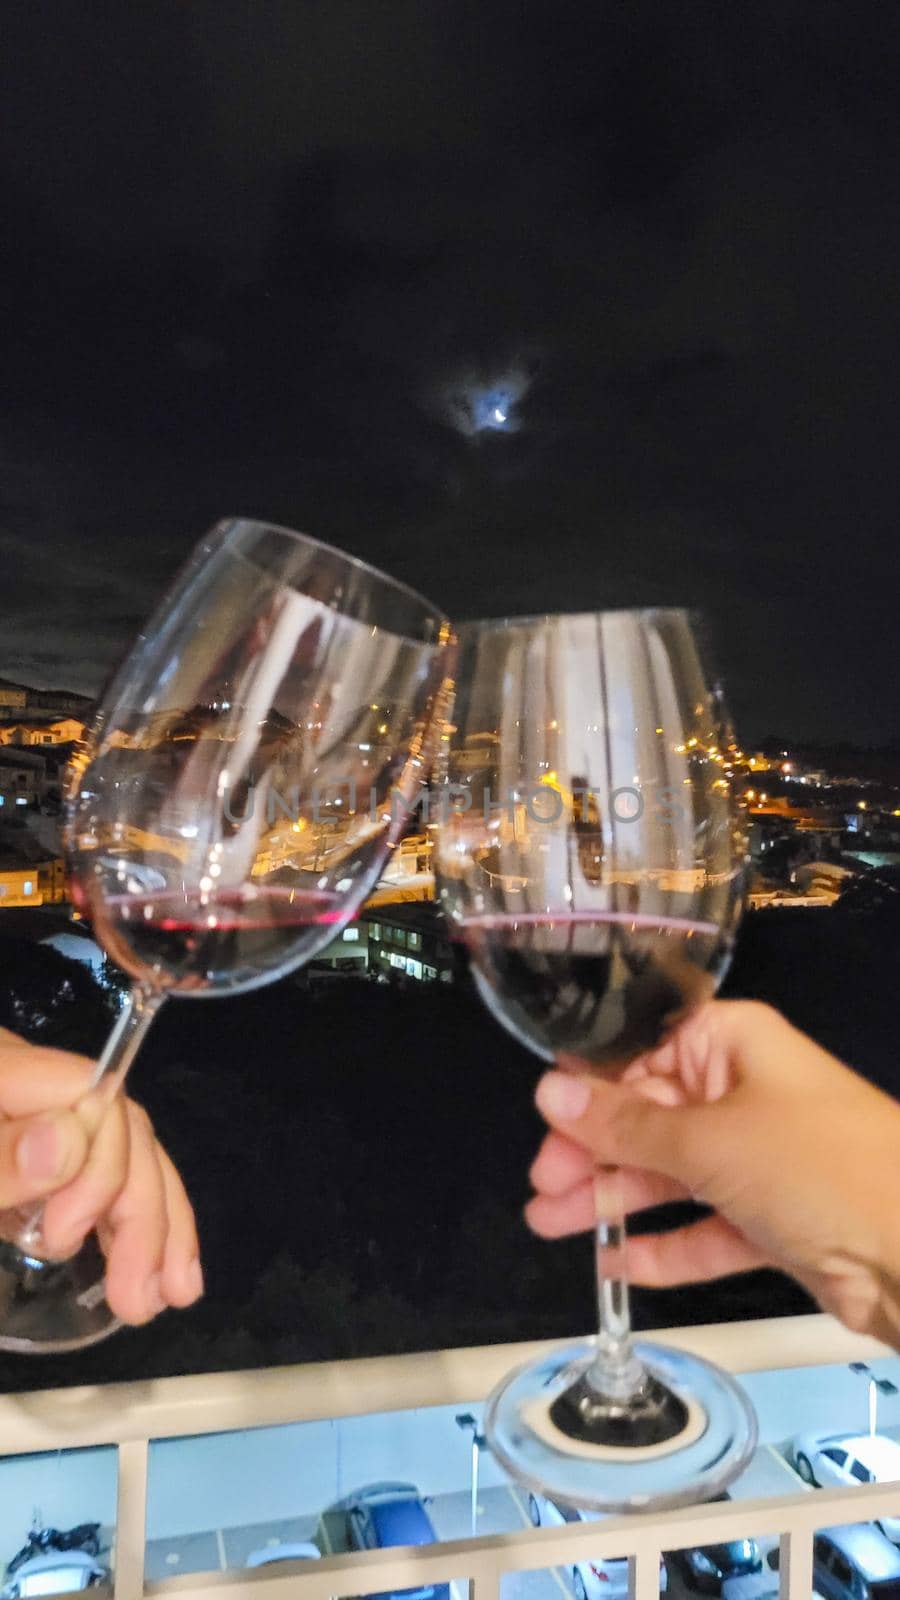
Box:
[41,1094,131,1259]
[534,1069,723,1191]
[0,1026,32,1049]
[0,1043,93,1117]
[625,1215,771,1286]
[529,1131,595,1196]
[157,1146,203,1308]
[102,1104,169,1325]
[526,1168,689,1239]
[0,1111,91,1210]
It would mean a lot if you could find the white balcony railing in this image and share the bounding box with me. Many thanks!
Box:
[1,1315,899,1600]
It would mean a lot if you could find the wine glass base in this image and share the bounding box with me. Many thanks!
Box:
[485,1338,757,1511]
[0,1233,123,1354]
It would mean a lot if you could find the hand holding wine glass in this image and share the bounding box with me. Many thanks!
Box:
[433,607,753,1510]
[0,519,449,1353]
[529,998,900,1352]
[0,1027,201,1325]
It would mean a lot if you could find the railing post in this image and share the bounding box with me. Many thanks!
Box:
[779,1526,813,1600]
[630,1548,663,1600]
[468,1565,502,1600]
[115,1438,149,1600]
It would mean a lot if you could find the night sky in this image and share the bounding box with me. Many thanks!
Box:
[2,2,900,743]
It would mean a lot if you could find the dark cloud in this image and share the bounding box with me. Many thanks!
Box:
[1,2,899,739]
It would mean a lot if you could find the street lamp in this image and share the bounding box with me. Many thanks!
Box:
[455,1413,487,1535]
[849,1363,899,1436]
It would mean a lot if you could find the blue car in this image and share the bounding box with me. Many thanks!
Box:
[347,1482,451,1600]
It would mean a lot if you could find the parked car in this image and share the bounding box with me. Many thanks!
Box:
[669,1539,761,1596]
[346,1483,450,1600]
[245,1544,321,1569]
[1,1552,109,1599]
[791,1433,900,1543]
[722,1547,783,1600]
[813,1522,900,1600]
[527,1493,667,1600]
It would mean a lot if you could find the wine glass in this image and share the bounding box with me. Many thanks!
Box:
[0,518,450,1353]
[432,608,756,1511]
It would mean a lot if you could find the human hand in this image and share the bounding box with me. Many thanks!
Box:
[0,1027,202,1325]
[527,1001,900,1345]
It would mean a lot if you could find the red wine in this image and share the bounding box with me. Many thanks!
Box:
[93,886,345,994]
[458,910,730,1065]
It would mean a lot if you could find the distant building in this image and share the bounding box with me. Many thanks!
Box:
[0,717,85,746]
[308,904,454,983]
[362,904,454,982]
[0,829,66,906]
[748,888,835,909]
[0,678,27,711]
[0,747,48,809]
[0,677,92,719]
[27,687,92,715]
[364,831,434,906]
[0,860,42,907]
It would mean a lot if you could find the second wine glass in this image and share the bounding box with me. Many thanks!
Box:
[432,607,756,1511]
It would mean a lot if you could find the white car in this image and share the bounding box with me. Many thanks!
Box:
[1,1552,108,1599]
[722,1573,779,1600]
[527,1494,667,1600]
[245,1544,321,1569]
[790,1433,900,1543]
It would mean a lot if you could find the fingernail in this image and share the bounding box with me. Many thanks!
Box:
[186,1257,204,1300]
[536,1071,592,1122]
[17,1117,66,1179]
[146,1273,166,1318]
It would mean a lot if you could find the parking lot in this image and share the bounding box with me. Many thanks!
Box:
[7,1360,900,1599]
[143,1454,797,1598]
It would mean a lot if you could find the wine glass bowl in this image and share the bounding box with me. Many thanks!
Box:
[0,519,450,1353]
[68,522,448,997]
[433,607,756,1510]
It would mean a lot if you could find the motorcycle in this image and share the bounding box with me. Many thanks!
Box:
[2,1523,107,1600]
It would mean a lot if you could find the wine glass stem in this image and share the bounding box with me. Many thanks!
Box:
[589,1165,647,1402]
[9,984,165,1258]
[87,982,165,1093]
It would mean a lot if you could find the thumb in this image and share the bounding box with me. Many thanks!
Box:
[534,1069,720,1191]
[0,1111,91,1211]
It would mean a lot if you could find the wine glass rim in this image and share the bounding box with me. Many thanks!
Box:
[455,604,703,631]
[213,517,449,637]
